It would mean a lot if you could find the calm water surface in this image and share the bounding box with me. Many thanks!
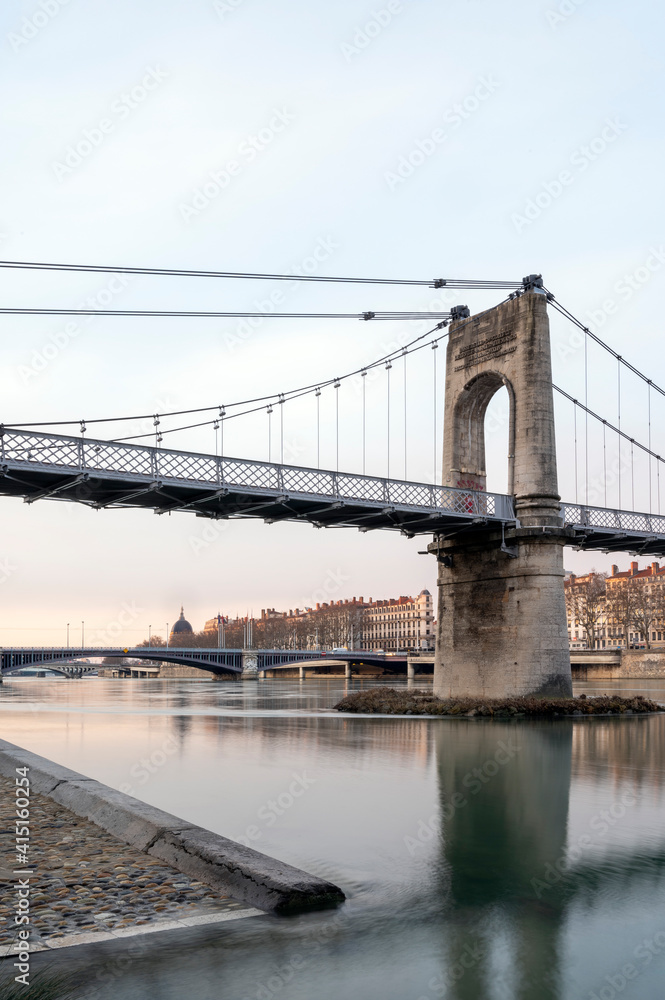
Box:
[1,677,665,1000]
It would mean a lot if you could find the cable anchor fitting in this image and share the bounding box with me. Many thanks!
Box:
[450,305,470,321]
[522,274,544,292]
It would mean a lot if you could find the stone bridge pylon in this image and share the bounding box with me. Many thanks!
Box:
[431,284,574,698]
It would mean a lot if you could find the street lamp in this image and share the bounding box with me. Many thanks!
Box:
[66,623,70,649]
[81,621,84,648]
[148,625,152,647]
[166,624,169,648]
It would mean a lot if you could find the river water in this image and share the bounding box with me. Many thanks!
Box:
[1,676,665,1000]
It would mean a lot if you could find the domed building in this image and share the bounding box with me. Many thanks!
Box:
[170,607,194,640]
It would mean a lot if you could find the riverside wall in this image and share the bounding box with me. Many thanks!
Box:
[572,650,665,681]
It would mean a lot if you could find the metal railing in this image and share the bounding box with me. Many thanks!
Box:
[561,503,665,536]
[0,427,515,521]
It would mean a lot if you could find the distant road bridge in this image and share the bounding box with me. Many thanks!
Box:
[1,661,97,679]
[0,647,423,678]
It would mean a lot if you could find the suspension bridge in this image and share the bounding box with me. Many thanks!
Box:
[1,259,664,695]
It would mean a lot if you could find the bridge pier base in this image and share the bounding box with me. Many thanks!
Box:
[240,650,259,680]
[299,666,305,681]
[344,663,352,680]
[431,525,573,699]
[407,661,415,681]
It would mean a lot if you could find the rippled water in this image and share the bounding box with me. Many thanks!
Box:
[2,676,665,1000]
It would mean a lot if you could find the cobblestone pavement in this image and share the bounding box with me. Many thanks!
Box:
[1,778,254,952]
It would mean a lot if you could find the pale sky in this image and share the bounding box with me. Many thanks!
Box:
[1,0,664,646]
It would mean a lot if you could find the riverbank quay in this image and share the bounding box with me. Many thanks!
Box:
[0,738,344,959]
[334,688,663,716]
[0,777,259,956]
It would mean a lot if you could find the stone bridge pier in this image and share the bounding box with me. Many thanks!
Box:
[431,286,573,699]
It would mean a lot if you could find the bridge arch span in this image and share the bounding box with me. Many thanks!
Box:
[0,648,242,677]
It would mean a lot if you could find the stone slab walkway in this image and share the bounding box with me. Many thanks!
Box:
[0,778,259,955]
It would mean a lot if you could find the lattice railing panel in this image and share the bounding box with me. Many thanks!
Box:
[1,432,81,468]
[336,474,385,502]
[221,459,279,490]
[157,451,218,483]
[282,468,336,496]
[0,427,514,522]
[562,504,665,536]
[88,443,154,476]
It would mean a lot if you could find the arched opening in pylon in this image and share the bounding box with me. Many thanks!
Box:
[451,371,515,497]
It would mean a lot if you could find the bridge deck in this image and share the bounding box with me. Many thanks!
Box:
[0,428,513,535]
[1,428,664,552]
[561,503,665,556]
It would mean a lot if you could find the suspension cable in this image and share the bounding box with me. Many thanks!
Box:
[386,361,392,479]
[0,257,523,289]
[659,462,661,516]
[279,394,284,464]
[584,325,589,506]
[0,307,453,321]
[432,342,438,486]
[5,301,512,447]
[4,318,453,430]
[554,385,665,471]
[648,382,652,515]
[361,372,367,476]
[403,348,408,481]
[574,402,579,504]
[617,358,622,510]
[603,420,607,507]
[267,406,273,463]
[546,294,665,401]
[334,380,340,473]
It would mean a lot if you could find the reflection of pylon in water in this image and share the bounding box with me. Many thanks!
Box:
[434,722,572,999]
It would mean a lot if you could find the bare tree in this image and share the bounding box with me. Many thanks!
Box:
[566,572,607,649]
[607,579,665,649]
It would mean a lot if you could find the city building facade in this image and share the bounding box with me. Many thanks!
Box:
[203,589,436,651]
[363,590,434,651]
[565,561,665,649]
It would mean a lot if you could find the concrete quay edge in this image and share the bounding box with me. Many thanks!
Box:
[1,906,263,959]
[0,739,345,915]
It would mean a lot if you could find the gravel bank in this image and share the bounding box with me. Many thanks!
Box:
[0,780,255,955]
[334,688,663,716]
